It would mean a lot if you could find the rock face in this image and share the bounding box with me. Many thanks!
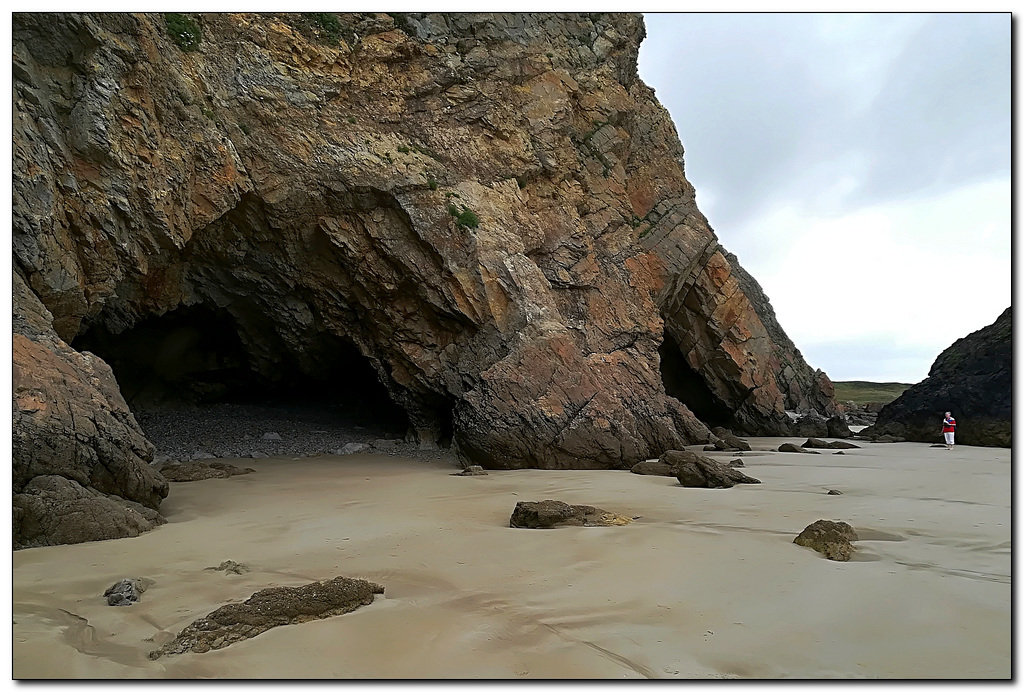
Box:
[149,576,384,658]
[13,474,166,549]
[793,520,858,562]
[509,500,631,528]
[13,273,169,548]
[13,12,839,545]
[864,308,1010,447]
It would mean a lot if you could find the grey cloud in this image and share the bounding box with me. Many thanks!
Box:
[638,13,1009,233]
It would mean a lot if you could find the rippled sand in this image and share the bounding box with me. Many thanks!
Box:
[12,438,1011,679]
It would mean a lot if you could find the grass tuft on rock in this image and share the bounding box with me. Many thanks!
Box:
[448,204,479,229]
[165,13,202,52]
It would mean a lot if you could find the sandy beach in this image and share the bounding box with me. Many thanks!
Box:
[12,437,1010,679]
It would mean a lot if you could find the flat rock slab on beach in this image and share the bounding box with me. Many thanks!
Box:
[509,500,632,528]
[159,461,255,482]
[451,466,488,476]
[802,438,861,450]
[778,443,820,454]
[204,560,252,575]
[149,576,384,658]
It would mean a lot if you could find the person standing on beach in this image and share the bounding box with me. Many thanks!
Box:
[942,412,956,450]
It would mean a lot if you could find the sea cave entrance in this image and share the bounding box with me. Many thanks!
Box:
[658,332,733,428]
[71,303,412,436]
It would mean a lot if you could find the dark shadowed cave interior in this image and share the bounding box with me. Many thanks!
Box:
[71,303,412,435]
[658,331,732,428]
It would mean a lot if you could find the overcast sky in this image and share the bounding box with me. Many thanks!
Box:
[638,12,1010,383]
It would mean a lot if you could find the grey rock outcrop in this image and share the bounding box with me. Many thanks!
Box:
[863,308,1010,447]
[13,475,166,549]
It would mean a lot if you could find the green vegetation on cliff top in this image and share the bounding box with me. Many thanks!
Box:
[832,381,912,406]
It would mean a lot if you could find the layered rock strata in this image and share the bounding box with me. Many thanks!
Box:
[13,12,838,545]
[864,308,1011,447]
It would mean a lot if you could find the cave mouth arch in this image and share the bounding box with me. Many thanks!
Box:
[658,331,733,428]
[71,303,412,436]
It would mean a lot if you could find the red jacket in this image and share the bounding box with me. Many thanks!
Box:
[942,417,956,433]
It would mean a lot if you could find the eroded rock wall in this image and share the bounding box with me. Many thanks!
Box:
[13,11,837,499]
[865,308,1010,447]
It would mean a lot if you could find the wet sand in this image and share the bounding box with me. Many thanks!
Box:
[12,438,1010,679]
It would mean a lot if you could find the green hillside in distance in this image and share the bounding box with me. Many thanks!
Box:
[833,381,913,406]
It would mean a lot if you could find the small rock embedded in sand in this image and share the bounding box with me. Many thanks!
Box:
[160,461,255,482]
[509,500,631,528]
[663,450,760,488]
[205,560,252,575]
[148,576,384,658]
[451,465,488,476]
[794,520,858,561]
[778,443,820,454]
[104,577,154,606]
[337,442,370,455]
[728,459,745,468]
[827,489,843,495]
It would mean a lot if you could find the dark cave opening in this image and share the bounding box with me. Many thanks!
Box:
[658,331,733,428]
[71,304,411,434]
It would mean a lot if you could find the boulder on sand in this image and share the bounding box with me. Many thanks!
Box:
[802,438,861,450]
[13,475,166,549]
[794,519,858,561]
[509,500,632,528]
[710,427,752,451]
[826,415,852,439]
[104,577,154,606]
[629,460,678,476]
[778,443,820,454]
[662,449,760,488]
[451,465,488,476]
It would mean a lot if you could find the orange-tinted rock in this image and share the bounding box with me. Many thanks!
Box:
[13,12,838,528]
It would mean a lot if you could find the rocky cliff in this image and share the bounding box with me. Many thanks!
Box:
[864,308,1011,447]
[13,12,837,545]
